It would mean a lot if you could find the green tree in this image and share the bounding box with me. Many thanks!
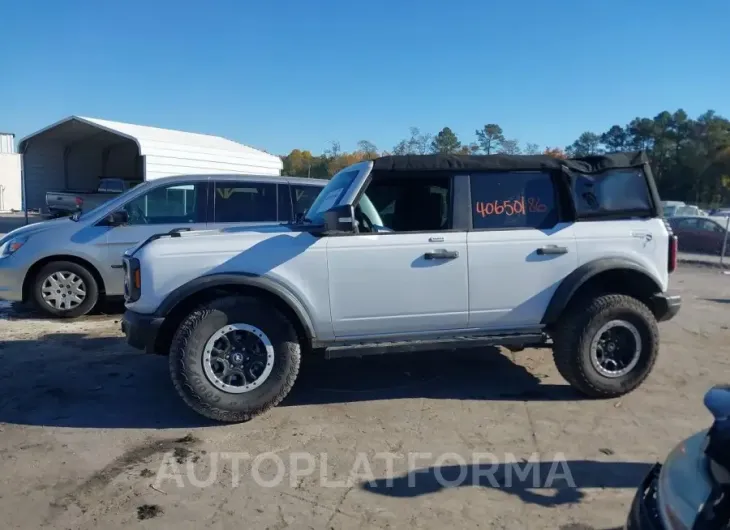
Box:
[393,127,432,155]
[627,118,655,151]
[600,125,629,152]
[524,143,540,155]
[567,109,730,205]
[282,149,319,177]
[498,139,521,155]
[430,127,462,154]
[566,132,601,157]
[475,124,504,154]
[457,143,480,155]
[357,140,378,160]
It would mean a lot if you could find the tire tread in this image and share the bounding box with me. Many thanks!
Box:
[552,294,659,398]
[169,297,301,423]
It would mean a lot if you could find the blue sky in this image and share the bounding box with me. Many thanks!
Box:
[1,0,729,156]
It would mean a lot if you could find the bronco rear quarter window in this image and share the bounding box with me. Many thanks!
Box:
[572,168,652,218]
[470,171,559,230]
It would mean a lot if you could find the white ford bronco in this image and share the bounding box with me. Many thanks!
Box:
[122,152,681,423]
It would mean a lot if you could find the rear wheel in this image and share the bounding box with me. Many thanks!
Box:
[32,261,99,318]
[552,294,659,398]
[169,295,301,423]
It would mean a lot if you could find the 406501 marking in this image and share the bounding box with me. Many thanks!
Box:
[475,197,548,217]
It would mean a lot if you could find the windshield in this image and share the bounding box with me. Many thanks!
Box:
[304,169,359,224]
[663,205,678,217]
[77,181,152,221]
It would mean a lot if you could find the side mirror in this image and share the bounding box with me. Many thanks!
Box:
[324,204,357,233]
[105,210,129,226]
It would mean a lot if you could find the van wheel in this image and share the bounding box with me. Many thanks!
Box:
[169,295,301,423]
[552,294,659,398]
[32,261,99,318]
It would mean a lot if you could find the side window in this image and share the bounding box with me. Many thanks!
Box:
[700,220,723,233]
[677,218,698,229]
[471,172,558,230]
[572,169,652,217]
[366,177,451,232]
[123,182,205,225]
[290,184,321,216]
[277,184,292,222]
[99,179,123,193]
[213,181,277,223]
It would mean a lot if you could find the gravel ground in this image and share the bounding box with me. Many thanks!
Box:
[0,265,728,529]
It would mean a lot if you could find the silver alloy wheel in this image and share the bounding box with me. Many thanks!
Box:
[41,271,87,311]
[202,323,275,394]
[589,320,642,378]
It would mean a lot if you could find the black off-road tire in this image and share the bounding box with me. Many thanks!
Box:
[552,294,659,398]
[32,260,99,318]
[169,295,301,423]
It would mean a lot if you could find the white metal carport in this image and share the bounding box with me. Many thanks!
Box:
[18,116,283,211]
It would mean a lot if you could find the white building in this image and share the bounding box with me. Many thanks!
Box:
[0,132,22,211]
[18,116,283,211]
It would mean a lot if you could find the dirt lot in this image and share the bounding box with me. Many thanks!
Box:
[0,266,728,530]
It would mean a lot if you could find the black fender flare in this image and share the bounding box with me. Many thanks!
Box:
[541,258,662,325]
[155,273,316,339]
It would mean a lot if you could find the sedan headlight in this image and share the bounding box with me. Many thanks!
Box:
[0,236,29,257]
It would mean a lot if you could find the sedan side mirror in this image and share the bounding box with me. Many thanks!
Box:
[324,204,357,233]
[105,210,129,226]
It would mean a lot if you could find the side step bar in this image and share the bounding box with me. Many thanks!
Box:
[324,333,545,359]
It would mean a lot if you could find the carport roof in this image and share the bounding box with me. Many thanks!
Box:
[17,116,281,165]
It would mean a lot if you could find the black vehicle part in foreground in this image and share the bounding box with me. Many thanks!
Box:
[626,385,730,530]
[694,385,730,530]
[625,464,663,530]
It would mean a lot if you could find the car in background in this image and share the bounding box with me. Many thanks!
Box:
[0,174,327,318]
[662,200,686,217]
[668,215,729,256]
[662,201,708,218]
[676,205,708,217]
[46,177,143,217]
[625,385,730,529]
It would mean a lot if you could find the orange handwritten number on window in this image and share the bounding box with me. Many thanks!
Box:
[475,197,534,217]
[527,197,548,213]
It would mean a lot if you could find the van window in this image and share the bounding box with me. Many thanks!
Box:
[572,168,652,217]
[277,184,293,221]
[291,184,321,216]
[99,179,124,193]
[213,181,277,223]
[470,172,558,230]
[123,182,205,225]
[276,183,323,222]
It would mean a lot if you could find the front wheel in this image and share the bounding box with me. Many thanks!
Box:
[32,261,99,318]
[169,295,301,423]
[552,294,659,398]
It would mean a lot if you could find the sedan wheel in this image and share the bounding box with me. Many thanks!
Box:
[41,271,87,311]
[32,260,99,318]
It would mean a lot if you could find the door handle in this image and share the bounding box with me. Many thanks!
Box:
[425,249,459,260]
[111,264,124,269]
[536,245,568,255]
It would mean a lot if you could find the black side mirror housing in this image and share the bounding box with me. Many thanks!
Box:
[324,204,357,233]
[106,210,129,226]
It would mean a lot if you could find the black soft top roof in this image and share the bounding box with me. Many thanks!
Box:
[371,151,649,175]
